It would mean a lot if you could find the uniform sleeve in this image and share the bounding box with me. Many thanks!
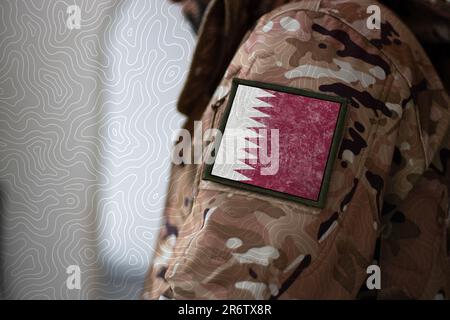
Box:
[379,88,450,299]
[162,7,450,299]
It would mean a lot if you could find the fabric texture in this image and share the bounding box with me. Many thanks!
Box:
[205,80,345,205]
[143,0,450,299]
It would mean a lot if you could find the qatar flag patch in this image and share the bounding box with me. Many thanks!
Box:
[203,78,347,208]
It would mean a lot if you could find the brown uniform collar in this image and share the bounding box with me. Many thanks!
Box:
[176,0,290,119]
[176,0,450,118]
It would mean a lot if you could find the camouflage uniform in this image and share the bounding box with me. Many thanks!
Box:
[143,0,450,299]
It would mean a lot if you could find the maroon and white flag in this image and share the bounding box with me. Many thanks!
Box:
[205,79,346,207]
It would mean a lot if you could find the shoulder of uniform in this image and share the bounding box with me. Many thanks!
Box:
[254,0,443,91]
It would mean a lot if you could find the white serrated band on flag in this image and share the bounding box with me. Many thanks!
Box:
[212,84,274,181]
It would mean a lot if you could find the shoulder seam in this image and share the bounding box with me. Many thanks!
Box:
[257,5,429,165]
[260,6,412,90]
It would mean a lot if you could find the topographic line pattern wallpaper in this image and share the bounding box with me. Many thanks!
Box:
[0,0,194,299]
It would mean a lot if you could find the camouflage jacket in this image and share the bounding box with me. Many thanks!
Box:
[143,0,450,299]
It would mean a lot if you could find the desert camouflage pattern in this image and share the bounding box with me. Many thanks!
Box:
[143,0,450,299]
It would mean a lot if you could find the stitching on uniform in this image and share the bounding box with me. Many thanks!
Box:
[315,0,322,11]
[258,5,430,166]
[315,9,413,88]
[412,95,430,166]
[311,9,431,165]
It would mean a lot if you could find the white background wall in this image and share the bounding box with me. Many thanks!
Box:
[0,0,194,299]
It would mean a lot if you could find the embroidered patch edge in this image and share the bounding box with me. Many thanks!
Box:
[202,78,348,208]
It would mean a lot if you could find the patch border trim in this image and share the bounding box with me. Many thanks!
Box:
[203,78,348,208]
